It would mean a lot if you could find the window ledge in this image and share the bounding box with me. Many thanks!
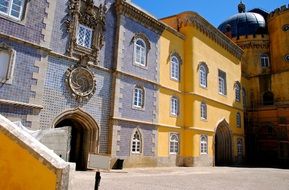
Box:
[201,118,208,122]
[170,77,180,82]
[170,113,179,118]
[200,85,207,89]
[132,105,145,112]
[0,14,25,26]
[218,92,227,97]
[133,62,148,70]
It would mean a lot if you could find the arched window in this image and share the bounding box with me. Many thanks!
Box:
[171,56,180,81]
[236,112,241,128]
[131,130,142,153]
[0,43,15,84]
[133,86,144,108]
[200,135,208,154]
[170,96,179,116]
[263,91,274,105]
[199,65,207,87]
[235,82,241,102]
[260,54,270,68]
[134,39,146,66]
[237,138,243,156]
[169,133,179,154]
[0,0,25,20]
[200,102,207,120]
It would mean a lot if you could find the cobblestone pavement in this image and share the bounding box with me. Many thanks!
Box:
[72,167,289,190]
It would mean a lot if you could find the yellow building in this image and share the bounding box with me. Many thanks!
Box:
[157,25,185,166]
[157,12,245,166]
[218,3,289,166]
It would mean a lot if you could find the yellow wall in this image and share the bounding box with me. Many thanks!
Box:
[158,29,185,157]
[158,13,244,163]
[268,10,289,73]
[158,127,183,157]
[0,131,57,190]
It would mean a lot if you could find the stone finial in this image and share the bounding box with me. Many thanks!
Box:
[238,1,246,13]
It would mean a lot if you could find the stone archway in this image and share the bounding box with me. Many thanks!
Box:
[215,119,232,166]
[53,108,99,171]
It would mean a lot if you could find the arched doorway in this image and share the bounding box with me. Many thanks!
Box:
[215,119,232,166]
[54,109,99,171]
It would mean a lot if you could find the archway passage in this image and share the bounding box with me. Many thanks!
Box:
[54,110,98,171]
[215,121,232,166]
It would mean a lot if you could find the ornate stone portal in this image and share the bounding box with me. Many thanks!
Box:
[66,0,106,63]
[65,56,96,102]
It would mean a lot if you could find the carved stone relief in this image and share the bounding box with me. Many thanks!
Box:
[66,0,106,64]
[65,55,96,102]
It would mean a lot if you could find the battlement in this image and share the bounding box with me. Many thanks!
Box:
[232,34,269,41]
[268,4,289,19]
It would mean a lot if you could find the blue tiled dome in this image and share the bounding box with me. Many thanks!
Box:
[218,1,268,38]
[218,12,267,37]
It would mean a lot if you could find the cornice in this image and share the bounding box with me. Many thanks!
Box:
[232,34,270,50]
[236,41,270,50]
[175,12,243,60]
[115,0,165,34]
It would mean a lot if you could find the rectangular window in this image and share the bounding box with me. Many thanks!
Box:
[171,97,178,116]
[261,55,270,67]
[77,24,93,49]
[218,70,226,95]
[200,102,207,120]
[0,0,25,20]
[133,87,144,108]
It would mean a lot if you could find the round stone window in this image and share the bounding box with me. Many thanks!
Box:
[66,66,96,101]
[282,24,289,31]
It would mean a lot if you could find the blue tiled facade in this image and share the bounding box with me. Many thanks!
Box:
[0,0,48,44]
[0,0,47,127]
[111,10,160,166]
[117,120,156,157]
[39,56,112,153]
[0,40,38,103]
[120,17,159,82]
[0,0,161,167]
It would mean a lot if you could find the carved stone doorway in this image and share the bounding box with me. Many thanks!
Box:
[54,109,99,171]
[215,120,232,166]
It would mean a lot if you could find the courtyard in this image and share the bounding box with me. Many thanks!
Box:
[73,166,289,190]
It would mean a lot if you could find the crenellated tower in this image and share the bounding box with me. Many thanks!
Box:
[267,5,289,73]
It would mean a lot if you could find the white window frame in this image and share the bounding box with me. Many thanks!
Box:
[133,86,144,108]
[260,54,270,68]
[170,56,180,81]
[200,102,207,120]
[218,76,225,95]
[76,24,93,49]
[236,112,241,128]
[131,130,142,154]
[134,38,146,67]
[0,43,16,84]
[218,70,227,96]
[199,65,207,88]
[169,133,179,154]
[0,0,25,20]
[200,135,208,154]
[170,96,179,116]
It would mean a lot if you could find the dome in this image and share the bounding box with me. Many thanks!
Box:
[218,12,267,38]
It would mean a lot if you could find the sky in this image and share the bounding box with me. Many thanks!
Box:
[131,0,289,27]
